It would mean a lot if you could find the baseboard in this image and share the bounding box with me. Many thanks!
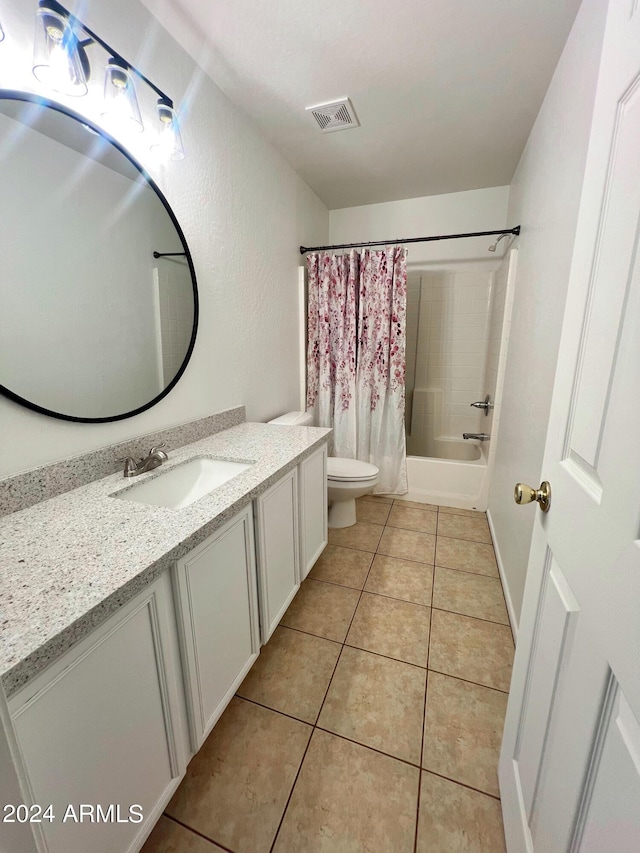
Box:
[487,508,518,643]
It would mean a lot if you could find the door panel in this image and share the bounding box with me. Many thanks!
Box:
[574,684,640,853]
[568,72,640,471]
[500,3,640,850]
[515,555,580,819]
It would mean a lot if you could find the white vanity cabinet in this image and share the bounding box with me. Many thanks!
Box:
[8,571,187,853]
[254,468,300,644]
[298,444,328,579]
[172,505,260,750]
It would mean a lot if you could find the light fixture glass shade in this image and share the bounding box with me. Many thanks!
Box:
[151,98,185,161]
[102,58,143,132]
[32,4,88,96]
[0,19,5,42]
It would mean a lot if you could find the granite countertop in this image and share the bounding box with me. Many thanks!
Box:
[0,422,331,698]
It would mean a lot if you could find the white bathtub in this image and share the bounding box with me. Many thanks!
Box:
[404,439,489,510]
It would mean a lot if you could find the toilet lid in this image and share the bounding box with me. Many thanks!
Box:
[327,457,379,481]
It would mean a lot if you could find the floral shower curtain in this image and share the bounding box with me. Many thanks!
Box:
[306,246,408,494]
[306,250,359,458]
[356,247,408,494]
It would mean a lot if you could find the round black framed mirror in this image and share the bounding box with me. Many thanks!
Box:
[0,90,198,423]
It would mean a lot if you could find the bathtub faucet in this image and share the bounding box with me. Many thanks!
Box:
[463,433,490,441]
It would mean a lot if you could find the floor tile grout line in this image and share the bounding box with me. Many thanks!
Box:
[426,665,510,694]
[431,606,511,628]
[278,623,430,669]
[343,640,428,669]
[314,725,423,769]
[267,719,316,853]
[238,683,505,795]
[359,588,431,610]
[385,522,439,535]
[420,768,502,802]
[434,562,501,580]
[235,693,317,727]
[267,581,361,853]
[437,532,494,546]
[163,814,235,852]
[325,540,499,577]
[269,524,381,852]
[307,569,508,623]
[309,570,433,605]
[284,590,509,635]
[431,605,515,633]
[414,516,436,853]
[327,537,438,566]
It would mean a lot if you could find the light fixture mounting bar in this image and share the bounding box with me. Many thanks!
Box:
[46,0,173,106]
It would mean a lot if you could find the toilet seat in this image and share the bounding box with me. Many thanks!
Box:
[327,457,379,482]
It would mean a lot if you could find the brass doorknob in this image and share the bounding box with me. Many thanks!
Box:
[514,481,551,512]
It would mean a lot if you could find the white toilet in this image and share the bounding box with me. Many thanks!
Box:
[267,412,380,528]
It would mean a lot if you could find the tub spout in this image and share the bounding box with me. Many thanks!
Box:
[463,433,490,441]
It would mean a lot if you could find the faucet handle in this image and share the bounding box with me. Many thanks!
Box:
[149,442,168,459]
[470,395,493,414]
[118,456,139,477]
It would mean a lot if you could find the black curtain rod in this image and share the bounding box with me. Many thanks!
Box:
[153,251,187,258]
[299,226,520,255]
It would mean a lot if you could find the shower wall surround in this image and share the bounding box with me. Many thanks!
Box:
[406,270,492,457]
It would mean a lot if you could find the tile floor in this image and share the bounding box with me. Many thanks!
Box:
[143,497,514,853]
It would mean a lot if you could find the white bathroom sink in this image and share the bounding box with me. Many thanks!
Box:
[115,457,252,509]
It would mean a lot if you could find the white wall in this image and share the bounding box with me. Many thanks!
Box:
[330,186,510,269]
[488,0,608,627]
[0,0,328,477]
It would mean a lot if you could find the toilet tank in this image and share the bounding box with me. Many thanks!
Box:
[268,411,313,426]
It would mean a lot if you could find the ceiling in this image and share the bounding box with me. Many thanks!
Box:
[140,0,582,210]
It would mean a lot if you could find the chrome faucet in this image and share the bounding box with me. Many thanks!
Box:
[119,443,169,477]
[463,433,490,441]
[470,395,493,415]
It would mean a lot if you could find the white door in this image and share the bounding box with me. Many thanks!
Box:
[500,2,640,851]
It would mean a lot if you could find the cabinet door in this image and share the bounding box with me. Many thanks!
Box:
[299,444,328,579]
[173,506,260,750]
[9,572,186,853]
[254,468,300,644]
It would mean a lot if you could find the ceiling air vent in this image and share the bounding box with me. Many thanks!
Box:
[306,98,360,133]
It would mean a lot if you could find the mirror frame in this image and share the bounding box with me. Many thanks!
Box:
[0,89,199,423]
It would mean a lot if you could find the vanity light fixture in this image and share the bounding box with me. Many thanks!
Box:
[32,0,185,156]
[151,97,185,161]
[102,57,143,132]
[33,1,88,96]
